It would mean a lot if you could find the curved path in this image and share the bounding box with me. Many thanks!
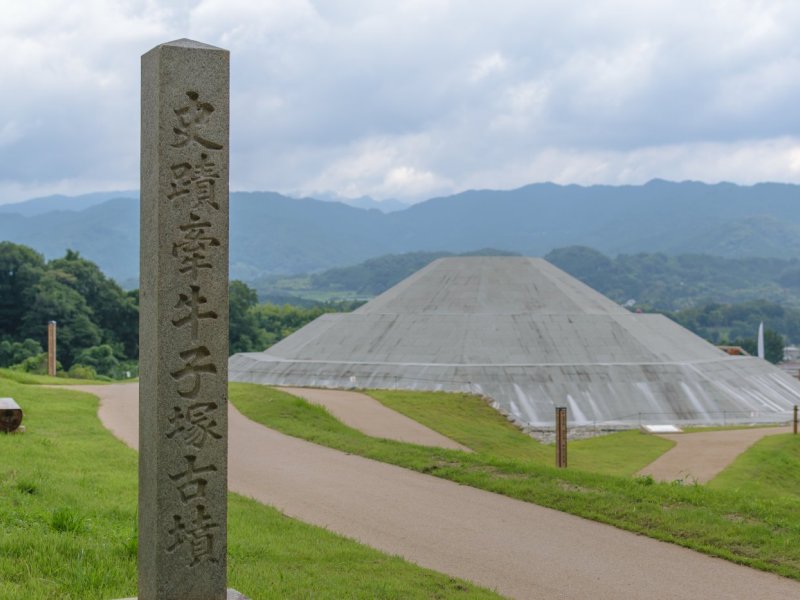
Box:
[78,384,800,600]
[278,386,470,451]
[638,426,791,483]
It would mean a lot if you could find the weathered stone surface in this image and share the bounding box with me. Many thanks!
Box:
[140,38,229,600]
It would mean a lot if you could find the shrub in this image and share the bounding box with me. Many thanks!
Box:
[0,338,43,367]
[74,344,119,376]
[12,353,61,374]
[68,363,98,380]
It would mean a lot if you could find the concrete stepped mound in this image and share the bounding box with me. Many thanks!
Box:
[230,257,800,427]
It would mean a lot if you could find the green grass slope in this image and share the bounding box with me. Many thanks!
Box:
[0,368,108,385]
[710,433,800,499]
[231,384,800,580]
[367,390,672,476]
[0,380,499,599]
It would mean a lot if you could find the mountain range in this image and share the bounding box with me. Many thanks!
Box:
[0,190,139,217]
[0,179,798,286]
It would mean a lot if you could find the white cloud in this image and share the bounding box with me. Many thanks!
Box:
[2,0,800,204]
[469,52,508,83]
[458,137,800,190]
[0,122,24,147]
[297,134,453,200]
[190,0,322,47]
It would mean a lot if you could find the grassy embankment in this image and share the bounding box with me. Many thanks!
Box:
[232,384,800,580]
[0,368,108,386]
[367,389,672,476]
[0,379,499,599]
[710,433,800,499]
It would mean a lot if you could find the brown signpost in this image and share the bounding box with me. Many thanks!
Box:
[47,321,57,376]
[555,406,567,468]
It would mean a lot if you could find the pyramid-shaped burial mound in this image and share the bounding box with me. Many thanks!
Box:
[230,257,800,427]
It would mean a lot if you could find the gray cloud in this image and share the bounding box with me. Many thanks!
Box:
[1,0,800,204]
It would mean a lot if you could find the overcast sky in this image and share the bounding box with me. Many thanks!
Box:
[2,0,800,205]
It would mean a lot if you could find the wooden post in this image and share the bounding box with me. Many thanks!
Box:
[47,321,57,376]
[794,405,797,435]
[555,406,567,468]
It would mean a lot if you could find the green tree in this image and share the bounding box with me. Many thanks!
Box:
[732,330,785,364]
[251,303,349,347]
[13,353,61,374]
[764,330,785,364]
[0,242,46,338]
[49,250,139,359]
[75,344,120,377]
[0,338,43,368]
[229,280,269,353]
[18,273,102,368]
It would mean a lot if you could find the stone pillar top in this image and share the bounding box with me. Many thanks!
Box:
[152,38,227,51]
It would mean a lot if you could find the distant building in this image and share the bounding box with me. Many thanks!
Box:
[230,257,800,427]
[718,345,750,357]
[784,346,800,361]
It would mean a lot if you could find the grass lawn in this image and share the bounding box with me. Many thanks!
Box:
[232,383,800,581]
[0,379,499,599]
[0,368,108,386]
[710,433,800,499]
[367,390,673,476]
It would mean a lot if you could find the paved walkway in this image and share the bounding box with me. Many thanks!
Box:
[638,426,791,483]
[278,386,470,451]
[76,384,800,600]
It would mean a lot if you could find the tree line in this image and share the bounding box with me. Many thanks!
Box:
[1,241,793,377]
[256,245,800,313]
[0,242,138,378]
[0,242,359,379]
[545,245,800,311]
[666,301,791,363]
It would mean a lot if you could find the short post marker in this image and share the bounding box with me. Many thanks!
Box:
[555,406,567,469]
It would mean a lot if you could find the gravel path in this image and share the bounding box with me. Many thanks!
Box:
[76,384,800,600]
[278,386,471,451]
[638,426,791,483]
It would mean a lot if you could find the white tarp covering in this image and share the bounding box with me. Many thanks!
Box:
[230,257,800,427]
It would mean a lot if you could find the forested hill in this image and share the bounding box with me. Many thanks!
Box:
[0,191,137,217]
[0,241,362,377]
[2,241,796,372]
[256,246,800,311]
[1,179,799,284]
[255,246,800,349]
[545,246,800,310]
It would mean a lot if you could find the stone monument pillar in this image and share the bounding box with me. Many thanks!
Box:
[47,320,57,376]
[140,39,234,600]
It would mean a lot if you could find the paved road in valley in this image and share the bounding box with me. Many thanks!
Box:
[77,384,800,600]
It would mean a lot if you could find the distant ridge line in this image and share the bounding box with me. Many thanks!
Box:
[2,180,800,283]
